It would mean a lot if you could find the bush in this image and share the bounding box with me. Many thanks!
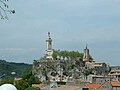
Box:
[57,81,66,85]
[15,80,29,90]
[0,79,14,85]
[22,68,40,86]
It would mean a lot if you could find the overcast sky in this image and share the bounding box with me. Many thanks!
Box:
[0,0,120,65]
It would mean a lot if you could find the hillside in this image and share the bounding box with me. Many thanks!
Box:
[111,66,120,70]
[0,60,32,79]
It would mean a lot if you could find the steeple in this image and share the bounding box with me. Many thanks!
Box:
[83,44,90,61]
[85,44,88,49]
[46,32,52,50]
[45,32,53,60]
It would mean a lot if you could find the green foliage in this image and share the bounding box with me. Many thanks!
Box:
[25,87,40,90]
[15,80,29,90]
[0,79,14,85]
[22,68,40,86]
[52,50,58,59]
[0,60,40,90]
[52,50,84,60]
[0,60,32,79]
[57,81,66,85]
[22,68,32,80]
[15,68,40,90]
[28,76,40,86]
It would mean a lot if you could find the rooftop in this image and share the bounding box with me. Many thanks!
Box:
[32,84,48,89]
[86,83,101,89]
[88,74,106,78]
[111,81,120,87]
[49,85,79,90]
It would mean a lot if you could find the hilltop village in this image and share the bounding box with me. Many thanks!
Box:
[32,32,120,90]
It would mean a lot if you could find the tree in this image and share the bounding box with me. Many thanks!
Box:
[27,76,40,86]
[0,79,14,85]
[15,80,29,90]
[52,50,87,60]
[52,50,58,60]
[22,68,40,86]
[0,0,15,19]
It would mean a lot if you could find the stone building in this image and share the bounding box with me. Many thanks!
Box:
[110,81,120,90]
[87,75,110,84]
[83,46,110,75]
[85,61,109,75]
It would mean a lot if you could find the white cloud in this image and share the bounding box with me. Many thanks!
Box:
[0,48,39,52]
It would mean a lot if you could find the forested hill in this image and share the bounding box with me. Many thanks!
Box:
[0,60,32,79]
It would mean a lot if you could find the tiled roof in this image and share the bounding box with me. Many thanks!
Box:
[86,83,101,89]
[111,81,120,87]
[52,85,79,90]
[32,84,48,88]
[86,61,105,67]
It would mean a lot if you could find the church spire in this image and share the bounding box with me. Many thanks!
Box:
[46,32,52,50]
[83,44,90,61]
[86,44,88,49]
[48,32,50,38]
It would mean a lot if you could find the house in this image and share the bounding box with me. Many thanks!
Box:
[100,81,112,90]
[101,81,120,90]
[111,81,120,90]
[87,75,110,84]
[85,81,120,90]
[85,61,109,75]
[109,70,120,81]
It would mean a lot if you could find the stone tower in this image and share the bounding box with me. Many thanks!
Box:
[83,45,90,61]
[45,32,53,60]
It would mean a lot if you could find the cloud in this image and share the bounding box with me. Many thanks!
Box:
[0,48,41,63]
[0,48,39,53]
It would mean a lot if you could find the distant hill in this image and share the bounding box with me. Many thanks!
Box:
[111,66,120,70]
[0,60,32,79]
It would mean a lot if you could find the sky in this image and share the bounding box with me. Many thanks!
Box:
[0,0,120,65]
